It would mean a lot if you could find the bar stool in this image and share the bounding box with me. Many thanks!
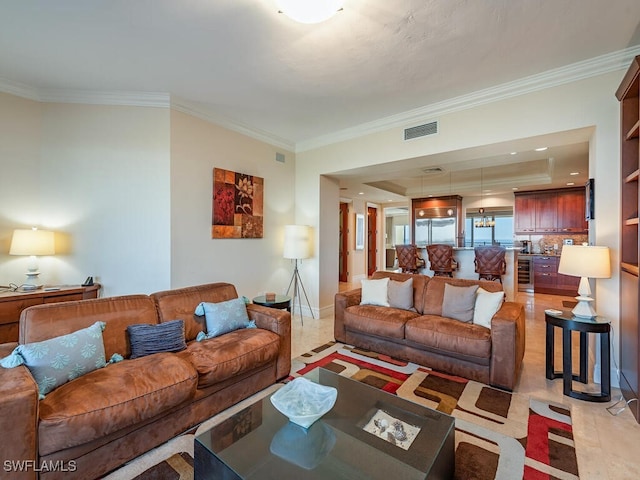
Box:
[426,244,454,277]
[395,244,426,273]
[474,245,506,283]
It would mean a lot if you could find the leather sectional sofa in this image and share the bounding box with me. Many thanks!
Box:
[0,282,291,480]
[334,271,525,391]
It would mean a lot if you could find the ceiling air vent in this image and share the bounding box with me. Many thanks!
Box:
[422,167,444,174]
[404,121,438,141]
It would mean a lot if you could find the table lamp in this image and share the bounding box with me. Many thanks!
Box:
[283,225,314,324]
[9,228,55,290]
[557,245,611,318]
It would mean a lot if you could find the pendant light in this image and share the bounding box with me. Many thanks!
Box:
[475,168,495,228]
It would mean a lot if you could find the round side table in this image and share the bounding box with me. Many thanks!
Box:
[252,294,291,313]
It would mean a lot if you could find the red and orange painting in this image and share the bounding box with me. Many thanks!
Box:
[212,168,263,238]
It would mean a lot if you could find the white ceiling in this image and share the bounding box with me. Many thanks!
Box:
[2,0,640,201]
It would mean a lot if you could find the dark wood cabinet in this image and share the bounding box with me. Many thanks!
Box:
[617,55,640,422]
[533,255,579,296]
[515,188,587,234]
[514,193,536,233]
[557,188,588,232]
[0,284,101,343]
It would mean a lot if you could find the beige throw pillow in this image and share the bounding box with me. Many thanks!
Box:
[473,287,505,329]
[441,283,479,322]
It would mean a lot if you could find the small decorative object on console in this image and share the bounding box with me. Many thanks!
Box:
[270,377,337,428]
[265,292,276,302]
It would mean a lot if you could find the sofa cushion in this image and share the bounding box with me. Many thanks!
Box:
[38,353,198,456]
[404,315,492,365]
[371,271,430,315]
[195,298,253,338]
[344,305,419,340]
[442,284,479,323]
[179,328,280,388]
[360,278,390,307]
[421,276,503,316]
[388,278,416,311]
[473,288,505,329]
[127,319,187,359]
[1,321,108,397]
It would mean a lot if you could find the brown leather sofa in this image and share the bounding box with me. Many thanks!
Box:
[334,271,525,391]
[0,282,291,480]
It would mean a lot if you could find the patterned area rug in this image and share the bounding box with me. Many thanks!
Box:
[113,342,579,480]
[292,342,579,480]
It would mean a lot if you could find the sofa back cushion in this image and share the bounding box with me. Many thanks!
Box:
[151,283,239,342]
[19,295,158,360]
[371,271,430,314]
[421,276,503,316]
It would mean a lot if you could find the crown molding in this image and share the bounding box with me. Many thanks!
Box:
[296,45,640,152]
[38,89,170,107]
[0,76,40,100]
[170,98,295,151]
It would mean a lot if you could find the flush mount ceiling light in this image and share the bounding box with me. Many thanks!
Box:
[276,0,344,24]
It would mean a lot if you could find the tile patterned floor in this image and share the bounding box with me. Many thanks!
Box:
[290,285,640,479]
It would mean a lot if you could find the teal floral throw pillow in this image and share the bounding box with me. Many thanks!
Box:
[194,297,256,341]
[0,321,109,398]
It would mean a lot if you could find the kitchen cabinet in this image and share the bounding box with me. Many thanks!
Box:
[514,187,587,234]
[533,255,579,296]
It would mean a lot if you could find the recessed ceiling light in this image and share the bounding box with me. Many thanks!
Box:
[512,187,519,190]
[566,182,575,186]
[510,152,517,155]
[570,172,580,176]
[535,147,548,151]
[358,192,364,195]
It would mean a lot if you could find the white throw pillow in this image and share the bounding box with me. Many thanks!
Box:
[360,278,390,307]
[473,287,505,329]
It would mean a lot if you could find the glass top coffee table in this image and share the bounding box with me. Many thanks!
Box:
[194,368,454,479]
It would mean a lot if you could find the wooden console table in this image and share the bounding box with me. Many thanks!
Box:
[0,284,101,343]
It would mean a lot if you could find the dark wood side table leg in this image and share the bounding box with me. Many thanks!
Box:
[545,320,554,380]
[578,331,588,383]
[601,331,611,401]
[562,327,573,396]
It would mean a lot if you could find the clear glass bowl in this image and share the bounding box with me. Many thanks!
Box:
[270,377,337,428]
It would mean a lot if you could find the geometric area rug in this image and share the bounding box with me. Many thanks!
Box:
[105,342,580,480]
[292,342,580,480]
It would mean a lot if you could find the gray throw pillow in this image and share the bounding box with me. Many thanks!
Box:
[441,284,479,322]
[127,319,187,359]
[388,278,415,310]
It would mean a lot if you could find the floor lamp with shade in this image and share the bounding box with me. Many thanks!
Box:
[557,245,611,318]
[284,225,314,324]
[9,228,56,291]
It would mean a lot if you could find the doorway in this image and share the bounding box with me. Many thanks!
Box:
[367,206,377,276]
[339,202,349,282]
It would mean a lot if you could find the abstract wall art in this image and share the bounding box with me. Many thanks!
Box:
[212,168,263,238]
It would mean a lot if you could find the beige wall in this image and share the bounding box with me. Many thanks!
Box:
[0,95,172,296]
[0,95,297,300]
[169,110,296,298]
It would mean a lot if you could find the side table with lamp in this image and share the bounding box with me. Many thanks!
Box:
[544,245,612,402]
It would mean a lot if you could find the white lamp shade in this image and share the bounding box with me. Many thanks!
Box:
[283,225,311,259]
[9,229,55,256]
[276,0,344,24]
[557,245,611,279]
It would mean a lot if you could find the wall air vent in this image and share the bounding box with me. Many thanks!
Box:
[404,121,438,141]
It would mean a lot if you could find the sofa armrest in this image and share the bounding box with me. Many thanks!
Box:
[0,343,39,479]
[334,288,362,343]
[245,304,291,380]
[489,302,526,391]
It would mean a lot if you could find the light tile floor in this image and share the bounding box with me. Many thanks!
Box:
[291,287,640,479]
